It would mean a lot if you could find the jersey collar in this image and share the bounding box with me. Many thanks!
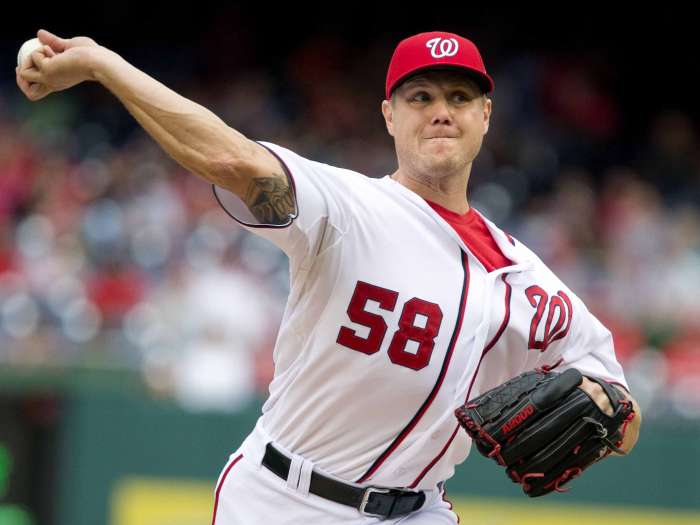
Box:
[383,175,535,272]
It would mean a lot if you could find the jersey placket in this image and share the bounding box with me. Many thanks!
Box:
[452,261,532,404]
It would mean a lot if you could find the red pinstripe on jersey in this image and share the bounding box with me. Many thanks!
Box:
[356,249,470,483]
[409,273,512,487]
[211,454,244,525]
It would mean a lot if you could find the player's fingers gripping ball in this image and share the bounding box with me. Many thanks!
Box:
[454,365,635,497]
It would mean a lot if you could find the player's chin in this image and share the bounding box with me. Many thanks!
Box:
[422,154,462,175]
[422,140,464,160]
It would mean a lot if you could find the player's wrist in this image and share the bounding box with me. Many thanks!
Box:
[602,381,640,456]
[88,46,123,84]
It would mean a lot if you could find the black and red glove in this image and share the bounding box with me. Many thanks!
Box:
[455,365,635,497]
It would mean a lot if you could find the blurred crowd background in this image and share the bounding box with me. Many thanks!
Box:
[0,7,699,422]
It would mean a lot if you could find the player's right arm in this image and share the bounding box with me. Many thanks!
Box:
[15,29,294,226]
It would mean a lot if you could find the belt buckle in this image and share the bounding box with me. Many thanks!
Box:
[359,486,391,517]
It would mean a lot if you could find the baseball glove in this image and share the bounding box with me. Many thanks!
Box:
[454,363,635,497]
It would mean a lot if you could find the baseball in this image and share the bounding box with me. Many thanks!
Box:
[17,38,43,68]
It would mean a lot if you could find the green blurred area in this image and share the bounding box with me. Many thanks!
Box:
[0,366,147,399]
[0,506,34,525]
[0,443,11,497]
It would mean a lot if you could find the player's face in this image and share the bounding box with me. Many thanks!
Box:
[381,71,492,179]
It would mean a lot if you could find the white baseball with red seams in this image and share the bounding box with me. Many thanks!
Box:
[209,141,628,523]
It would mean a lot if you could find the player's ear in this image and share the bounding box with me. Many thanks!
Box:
[381,99,395,137]
[482,97,492,135]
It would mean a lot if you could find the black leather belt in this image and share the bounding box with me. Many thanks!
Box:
[261,442,426,519]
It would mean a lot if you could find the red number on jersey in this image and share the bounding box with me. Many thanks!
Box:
[336,281,398,355]
[387,298,443,370]
[337,281,443,370]
[525,285,573,352]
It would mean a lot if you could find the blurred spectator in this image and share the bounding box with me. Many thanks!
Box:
[638,110,700,207]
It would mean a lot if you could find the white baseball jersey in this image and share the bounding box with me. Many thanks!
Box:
[212,141,629,491]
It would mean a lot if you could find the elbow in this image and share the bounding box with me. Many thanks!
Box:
[205,153,246,188]
[196,151,264,196]
[187,138,274,196]
[204,139,261,190]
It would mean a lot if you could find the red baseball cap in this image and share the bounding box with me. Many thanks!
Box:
[385,31,494,100]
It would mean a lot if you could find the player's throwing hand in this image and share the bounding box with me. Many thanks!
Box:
[16,29,99,101]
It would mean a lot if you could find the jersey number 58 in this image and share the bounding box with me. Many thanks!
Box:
[336,280,443,371]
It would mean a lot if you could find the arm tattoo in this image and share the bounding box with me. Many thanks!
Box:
[243,172,296,225]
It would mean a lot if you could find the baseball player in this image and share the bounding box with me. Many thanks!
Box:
[16,29,641,524]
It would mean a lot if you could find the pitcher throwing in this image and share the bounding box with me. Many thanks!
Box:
[16,29,641,524]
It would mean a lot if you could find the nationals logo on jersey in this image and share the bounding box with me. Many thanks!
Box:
[524,285,573,352]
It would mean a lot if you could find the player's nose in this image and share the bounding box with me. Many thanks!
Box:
[429,97,453,125]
